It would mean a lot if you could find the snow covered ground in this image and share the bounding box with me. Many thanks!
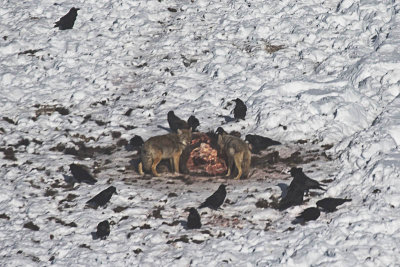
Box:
[1,0,400,265]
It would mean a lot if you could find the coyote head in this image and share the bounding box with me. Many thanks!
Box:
[177,128,192,146]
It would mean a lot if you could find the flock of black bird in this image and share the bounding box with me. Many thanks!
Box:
[69,162,350,235]
[68,162,225,234]
[184,184,228,230]
[280,167,352,224]
[167,111,200,133]
[52,5,352,243]
[65,98,250,237]
[66,94,350,236]
[187,171,351,228]
[68,163,117,239]
[188,169,352,227]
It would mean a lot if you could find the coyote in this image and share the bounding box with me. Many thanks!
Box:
[138,128,192,176]
[217,133,251,180]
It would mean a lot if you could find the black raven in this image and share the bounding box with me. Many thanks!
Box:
[187,115,200,132]
[233,98,247,121]
[86,186,117,209]
[69,163,97,185]
[199,184,227,210]
[279,168,326,211]
[167,111,190,133]
[96,220,110,240]
[294,207,320,223]
[129,135,144,148]
[187,207,201,229]
[54,7,80,30]
[278,183,305,211]
[316,198,352,212]
[245,134,281,153]
[289,167,326,192]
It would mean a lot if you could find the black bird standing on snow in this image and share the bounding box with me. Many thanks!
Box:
[294,207,320,223]
[289,167,326,192]
[187,207,201,229]
[167,111,190,133]
[187,115,200,132]
[69,163,97,185]
[199,184,227,210]
[129,135,144,149]
[279,167,326,211]
[316,197,352,212]
[96,220,110,240]
[245,134,281,154]
[233,98,247,121]
[278,182,305,211]
[54,7,80,30]
[86,186,117,209]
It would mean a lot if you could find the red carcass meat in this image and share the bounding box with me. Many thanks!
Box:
[186,133,227,176]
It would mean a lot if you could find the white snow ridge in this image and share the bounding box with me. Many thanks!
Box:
[1,0,400,266]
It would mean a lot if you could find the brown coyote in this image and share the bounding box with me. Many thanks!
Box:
[217,133,251,180]
[138,128,192,176]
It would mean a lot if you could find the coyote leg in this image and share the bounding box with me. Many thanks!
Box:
[233,152,243,180]
[169,159,174,173]
[172,152,180,175]
[151,152,162,177]
[226,156,232,177]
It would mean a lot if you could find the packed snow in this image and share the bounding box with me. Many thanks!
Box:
[1,0,400,265]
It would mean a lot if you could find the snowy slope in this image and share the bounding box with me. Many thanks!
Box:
[1,0,400,265]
